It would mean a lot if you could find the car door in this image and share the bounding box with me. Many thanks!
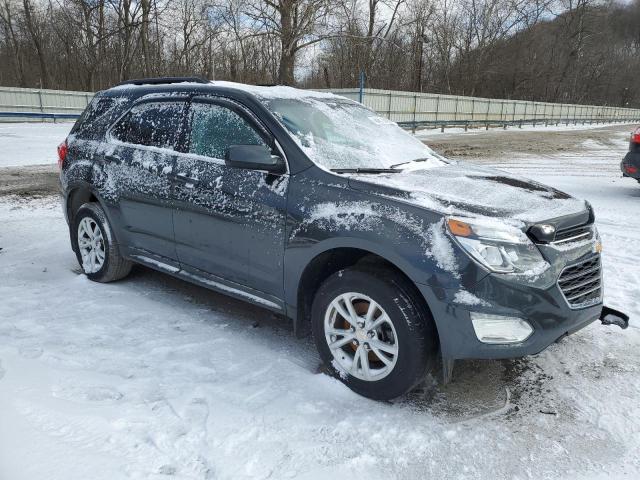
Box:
[172,97,289,300]
[105,98,187,264]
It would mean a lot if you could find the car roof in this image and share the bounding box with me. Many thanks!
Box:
[100,79,345,105]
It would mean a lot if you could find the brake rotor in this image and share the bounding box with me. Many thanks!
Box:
[342,299,381,363]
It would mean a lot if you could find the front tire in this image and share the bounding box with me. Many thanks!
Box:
[73,202,132,282]
[311,267,437,400]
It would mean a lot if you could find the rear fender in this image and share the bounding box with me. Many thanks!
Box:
[65,181,124,252]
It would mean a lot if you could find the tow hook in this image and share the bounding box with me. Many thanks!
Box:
[600,306,629,330]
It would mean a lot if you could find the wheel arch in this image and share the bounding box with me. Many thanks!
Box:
[289,239,438,342]
[65,183,121,251]
[66,183,99,222]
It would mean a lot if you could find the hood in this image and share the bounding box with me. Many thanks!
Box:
[347,162,588,225]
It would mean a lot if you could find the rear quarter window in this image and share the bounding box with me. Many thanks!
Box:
[72,94,130,140]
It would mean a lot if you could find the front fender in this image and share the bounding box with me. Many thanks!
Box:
[284,235,426,307]
[283,199,487,308]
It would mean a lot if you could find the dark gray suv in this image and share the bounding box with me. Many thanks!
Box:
[58,77,626,400]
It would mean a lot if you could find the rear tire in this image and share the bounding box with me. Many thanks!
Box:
[311,267,437,400]
[72,202,132,282]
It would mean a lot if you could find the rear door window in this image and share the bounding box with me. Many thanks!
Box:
[112,101,185,150]
[188,102,266,160]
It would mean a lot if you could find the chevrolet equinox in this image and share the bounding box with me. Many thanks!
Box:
[58,77,627,400]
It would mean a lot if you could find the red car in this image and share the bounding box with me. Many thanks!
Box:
[621,127,640,183]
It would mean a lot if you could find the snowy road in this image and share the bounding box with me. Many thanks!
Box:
[0,123,639,479]
[0,122,71,167]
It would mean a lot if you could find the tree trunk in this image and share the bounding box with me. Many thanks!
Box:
[22,0,48,88]
[323,65,331,88]
[278,0,296,85]
[141,0,151,76]
[278,51,295,85]
[119,0,133,81]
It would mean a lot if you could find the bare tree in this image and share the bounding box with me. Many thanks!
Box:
[0,0,26,86]
[0,0,639,108]
[246,0,334,84]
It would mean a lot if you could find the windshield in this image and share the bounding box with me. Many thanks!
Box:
[262,97,445,171]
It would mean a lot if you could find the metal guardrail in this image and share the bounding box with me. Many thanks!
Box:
[397,117,638,132]
[0,111,635,133]
[0,111,80,122]
[0,86,92,122]
[1,84,639,131]
[325,88,640,129]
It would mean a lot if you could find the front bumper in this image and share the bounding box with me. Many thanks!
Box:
[417,259,604,361]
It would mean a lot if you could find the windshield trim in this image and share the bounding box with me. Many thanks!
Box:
[330,167,402,174]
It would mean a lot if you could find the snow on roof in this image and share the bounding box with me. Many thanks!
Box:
[210,81,344,101]
[109,79,347,101]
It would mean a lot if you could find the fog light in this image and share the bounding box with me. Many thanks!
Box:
[470,313,533,344]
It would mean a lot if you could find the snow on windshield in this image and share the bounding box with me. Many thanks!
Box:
[260,96,445,170]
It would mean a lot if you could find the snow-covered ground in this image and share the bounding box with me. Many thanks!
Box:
[0,122,73,167]
[0,124,639,479]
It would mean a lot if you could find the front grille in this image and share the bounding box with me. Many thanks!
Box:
[557,255,602,308]
[553,224,594,244]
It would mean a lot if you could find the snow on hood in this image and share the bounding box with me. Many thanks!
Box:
[348,162,588,224]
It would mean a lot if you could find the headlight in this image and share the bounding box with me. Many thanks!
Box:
[447,217,548,274]
[594,226,603,253]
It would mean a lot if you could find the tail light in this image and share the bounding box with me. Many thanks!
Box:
[631,127,640,144]
[625,164,638,175]
[57,140,68,169]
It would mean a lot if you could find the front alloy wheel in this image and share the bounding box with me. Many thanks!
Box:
[325,293,398,381]
[312,266,437,400]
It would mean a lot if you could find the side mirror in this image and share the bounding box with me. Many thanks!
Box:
[225,145,284,173]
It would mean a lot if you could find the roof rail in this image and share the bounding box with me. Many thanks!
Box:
[116,76,209,87]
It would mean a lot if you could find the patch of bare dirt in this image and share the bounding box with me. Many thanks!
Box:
[0,164,59,198]
[424,123,634,160]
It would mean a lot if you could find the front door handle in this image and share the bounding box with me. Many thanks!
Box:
[104,154,121,164]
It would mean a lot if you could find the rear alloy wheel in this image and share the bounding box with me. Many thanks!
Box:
[77,217,106,274]
[73,202,132,282]
[312,267,437,400]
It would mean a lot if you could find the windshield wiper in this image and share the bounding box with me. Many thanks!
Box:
[330,168,401,174]
[390,157,431,169]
